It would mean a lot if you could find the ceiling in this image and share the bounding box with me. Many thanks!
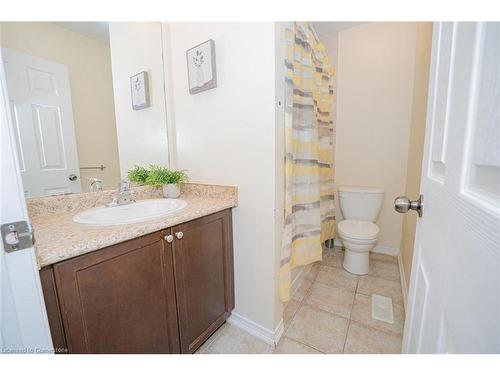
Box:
[53,22,359,45]
[311,22,366,37]
[55,22,109,44]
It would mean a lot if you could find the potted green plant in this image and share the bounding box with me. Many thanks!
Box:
[127,165,188,198]
[127,165,149,185]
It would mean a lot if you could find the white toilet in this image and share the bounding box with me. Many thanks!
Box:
[337,186,385,275]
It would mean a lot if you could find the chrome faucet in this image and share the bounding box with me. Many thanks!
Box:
[107,180,135,206]
[89,177,103,192]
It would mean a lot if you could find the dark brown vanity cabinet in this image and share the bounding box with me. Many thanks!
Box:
[40,209,234,354]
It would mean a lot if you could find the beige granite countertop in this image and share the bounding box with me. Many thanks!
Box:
[29,183,237,268]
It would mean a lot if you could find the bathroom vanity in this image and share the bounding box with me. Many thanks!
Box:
[30,184,237,354]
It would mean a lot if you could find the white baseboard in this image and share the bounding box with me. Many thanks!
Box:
[234,262,309,347]
[397,252,408,310]
[226,263,305,346]
[227,312,284,346]
[372,244,400,256]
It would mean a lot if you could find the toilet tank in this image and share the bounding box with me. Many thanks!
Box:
[338,186,385,222]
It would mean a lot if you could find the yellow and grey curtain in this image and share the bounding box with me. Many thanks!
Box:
[279,22,336,302]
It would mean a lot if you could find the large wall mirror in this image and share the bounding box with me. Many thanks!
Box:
[0,22,170,198]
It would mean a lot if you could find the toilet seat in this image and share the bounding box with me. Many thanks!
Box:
[338,220,379,241]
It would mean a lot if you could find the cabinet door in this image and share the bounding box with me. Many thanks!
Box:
[53,232,180,353]
[172,210,234,353]
[39,267,68,353]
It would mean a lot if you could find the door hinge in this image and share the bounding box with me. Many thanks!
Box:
[1,220,35,253]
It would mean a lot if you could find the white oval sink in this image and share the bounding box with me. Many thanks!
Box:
[73,199,187,225]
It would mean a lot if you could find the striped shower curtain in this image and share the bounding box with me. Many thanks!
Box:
[279,22,336,302]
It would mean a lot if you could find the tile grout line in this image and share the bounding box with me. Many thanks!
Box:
[348,300,404,337]
[342,321,353,354]
[356,276,405,305]
[342,274,359,353]
[303,259,357,320]
[296,264,360,353]
[282,270,316,345]
[282,298,302,339]
[313,277,358,290]
[348,261,405,348]
[198,322,228,353]
[301,298,353,322]
[282,302,330,355]
[347,319,404,340]
[279,282,311,352]
[280,336,327,354]
[283,254,342,354]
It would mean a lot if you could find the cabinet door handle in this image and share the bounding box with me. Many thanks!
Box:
[175,231,184,240]
[164,234,174,243]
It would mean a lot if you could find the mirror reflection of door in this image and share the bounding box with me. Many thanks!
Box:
[1,22,171,198]
[0,21,122,198]
[3,49,82,197]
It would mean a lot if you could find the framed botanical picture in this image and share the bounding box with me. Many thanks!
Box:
[130,71,150,110]
[186,39,217,94]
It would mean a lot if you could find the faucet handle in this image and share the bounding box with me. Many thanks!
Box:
[89,178,103,192]
[118,180,131,192]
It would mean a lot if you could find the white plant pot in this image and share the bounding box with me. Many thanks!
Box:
[162,183,181,199]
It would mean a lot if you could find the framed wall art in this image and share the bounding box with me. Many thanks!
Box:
[186,39,217,94]
[130,71,150,110]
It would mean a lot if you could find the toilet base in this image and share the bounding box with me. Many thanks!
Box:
[343,249,370,275]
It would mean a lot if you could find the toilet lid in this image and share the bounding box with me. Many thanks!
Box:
[338,220,379,240]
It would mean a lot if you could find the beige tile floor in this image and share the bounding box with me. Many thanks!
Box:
[196,246,404,354]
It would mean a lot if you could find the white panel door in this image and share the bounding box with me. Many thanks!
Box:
[2,49,81,198]
[1,49,53,352]
[403,22,500,353]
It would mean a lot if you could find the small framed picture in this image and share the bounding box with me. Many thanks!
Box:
[186,39,217,94]
[130,71,150,110]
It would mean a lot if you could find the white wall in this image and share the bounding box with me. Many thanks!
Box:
[164,22,281,332]
[335,23,418,250]
[109,22,169,178]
